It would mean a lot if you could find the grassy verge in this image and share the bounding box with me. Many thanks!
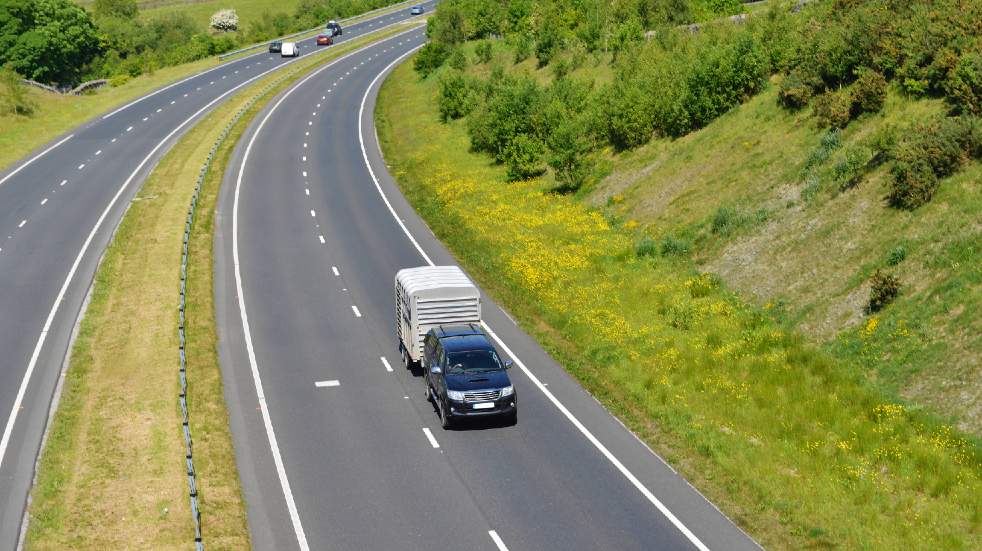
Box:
[0,57,218,175]
[376,57,982,550]
[25,21,422,549]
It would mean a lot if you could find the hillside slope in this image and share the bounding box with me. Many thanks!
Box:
[592,84,982,434]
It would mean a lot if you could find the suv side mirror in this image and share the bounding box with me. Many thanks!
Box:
[504,360,514,369]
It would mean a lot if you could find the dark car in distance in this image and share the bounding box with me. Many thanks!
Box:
[316,34,333,46]
[268,41,282,53]
[423,324,517,429]
[410,5,424,15]
[326,20,342,37]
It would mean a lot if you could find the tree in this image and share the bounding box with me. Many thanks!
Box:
[0,0,101,85]
[209,8,238,32]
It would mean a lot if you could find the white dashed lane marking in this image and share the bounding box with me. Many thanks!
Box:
[318,235,326,244]
[310,209,316,217]
[422,428,440,449]
[126,126,133,132]
[41,198,48,206]
[351,305,361,317]
[380,356,393,372]
[77,164,84,170]
[18,220,26,228]
[314,380,340,388]
[59,180,67,187]
[95,150,102,156]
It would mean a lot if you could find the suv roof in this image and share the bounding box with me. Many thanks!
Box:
[430,324,492,352]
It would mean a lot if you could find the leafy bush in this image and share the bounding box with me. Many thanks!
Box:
[832,146,871,190]
[946,52,982,116]
[414,42,451,78]
[886,245,907,266]
[888,115,982,208]
[475,40,493,63]
[660,236,691,257]
[867,269,900,313]
[812,89,852,128]
[209,9,238,32]
[778,69,816,109]
[868,124,898,166]
[437,70,476,122]
[547,117,594,190]
[502,133,546,180]
[851,68,887,116]
[635,235,658,258]
[0,65,36,116]
[449,48,468,71]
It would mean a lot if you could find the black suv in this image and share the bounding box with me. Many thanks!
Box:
[423,324,517,428]
[268,41,282,53]
[326,20,343,37]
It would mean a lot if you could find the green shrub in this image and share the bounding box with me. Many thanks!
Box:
[850,68,887,116]
[513,34,532,63]
[868,269,901,313]
[475,40,493,64]
[0,65,36,116]
[812,89,852,128]
[660,236,691,257]
[867,124,898,166]
[108,73,130,87]
[414,42,451,78]
[832,146,871,190]
[437,70,475,122]
[889,155,939,209]
[886,245,907,266]
[710,206,738,235]
[547,117,594,190]
[635,235,658,258]
[778,69,816,109]
[503,133,546,181]
[449,48,468,71]
[945,52,982,116]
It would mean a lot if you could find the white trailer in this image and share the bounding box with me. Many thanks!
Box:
[395,266,481,366]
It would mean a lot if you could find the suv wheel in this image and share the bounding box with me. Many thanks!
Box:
[439,399,452,429]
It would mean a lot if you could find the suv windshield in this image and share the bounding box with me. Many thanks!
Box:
[447,349,502,374]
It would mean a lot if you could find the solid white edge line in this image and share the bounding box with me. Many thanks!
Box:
[356,42,712,551]
[380,356,393,372]
[0,25,420,472]
[228,24,426,551]
[0,134,74,189]
[421,427,439,448]
[488,530,510,551]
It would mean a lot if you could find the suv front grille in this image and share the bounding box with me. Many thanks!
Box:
[463,389,501,402]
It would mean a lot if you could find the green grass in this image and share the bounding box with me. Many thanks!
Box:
[0,57,218,175]
[591,81,982,435]
[25,21,422,549]
[376,57,982,551]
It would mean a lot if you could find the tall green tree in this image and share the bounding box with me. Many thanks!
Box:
[0,0,100,85]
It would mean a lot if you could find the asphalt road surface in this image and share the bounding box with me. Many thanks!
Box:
[0,3,435,547]
[214,24,763,551]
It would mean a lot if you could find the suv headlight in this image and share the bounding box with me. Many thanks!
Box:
[500,385,514,397]
[446,389,465,401]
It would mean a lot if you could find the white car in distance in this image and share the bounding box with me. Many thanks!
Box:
[281,41,300,57]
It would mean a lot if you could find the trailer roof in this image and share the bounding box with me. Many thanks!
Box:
[396,265,479,301]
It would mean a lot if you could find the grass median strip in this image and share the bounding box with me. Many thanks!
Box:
[376,57,982,550]
[24,21,422,550]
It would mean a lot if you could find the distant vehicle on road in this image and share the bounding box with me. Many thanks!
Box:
[316,34,333,46]
[410,5,424,15]
[326,20,343,37]
[396,266,517,428]
[268,41,282,53]
[280,41,300,57]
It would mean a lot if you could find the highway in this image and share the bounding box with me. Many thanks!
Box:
[0,3,435,547]
[214,23,763,551]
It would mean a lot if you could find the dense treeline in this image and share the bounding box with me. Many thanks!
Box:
[422,0,982,209]
[0,0,403,88]
[420,0,794,188]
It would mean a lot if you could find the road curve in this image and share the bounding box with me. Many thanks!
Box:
[215,24,763,551]
[0,3,436,547]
